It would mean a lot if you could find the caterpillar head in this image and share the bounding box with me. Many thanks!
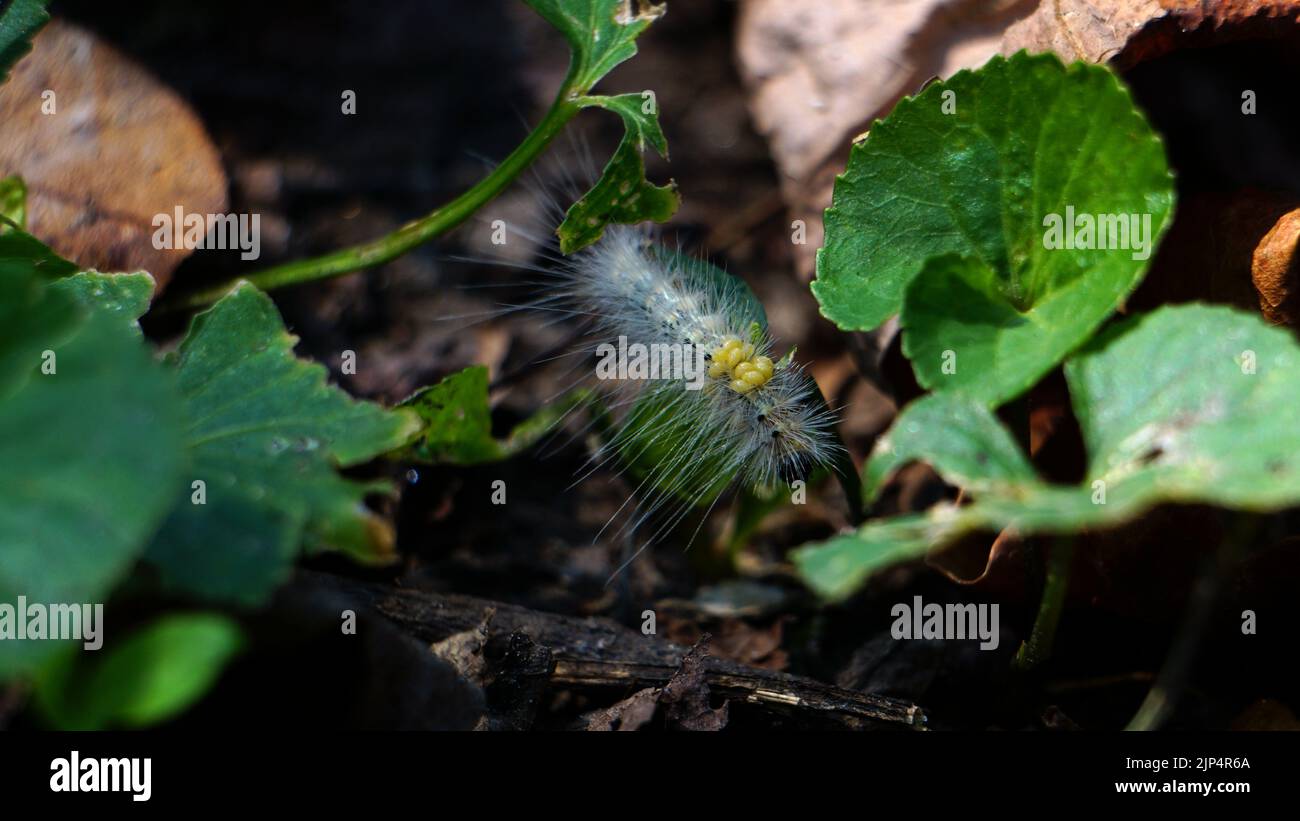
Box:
[744,375,837,487]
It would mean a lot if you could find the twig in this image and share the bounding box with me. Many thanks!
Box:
[304,571,926,730]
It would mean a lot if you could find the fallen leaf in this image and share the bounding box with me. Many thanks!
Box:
[143,283,420,605]
[1253,206,1300,326]
[1002,0,1300,70]
[583,687,660,731]
[0,19,226,292]
[662,614,789,671]
[659,635,729,731]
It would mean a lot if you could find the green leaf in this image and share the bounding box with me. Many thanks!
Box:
[579,92,669,155]
[795,305,1300,599]
[401,365,588,464]
[34,613,243,729]
[0,0,47,85]
[814,52,1173,404]
[0,258,79,399]
[0,174,26,229]
[861,390,1035,505]
[0,228,79,279]
[50,271,156,335]
[525,0,663,95]
[0,268,185,677]
[558,92,677,253]
[146,494,305,607]
[1067,304,1300,510]
[525,0,676,253]
[792,514,942,602]
[557,128,679,254]
[144,283,421,606]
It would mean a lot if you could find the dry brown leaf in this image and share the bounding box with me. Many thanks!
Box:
[0,19,226,292]
[582,687,661,731]
[1002,0,1300,70]
[660,635,729,731]
[662,615,789,671]
[1253,206,1300,325]
[927,526,1030,590]
[579,636,732,730]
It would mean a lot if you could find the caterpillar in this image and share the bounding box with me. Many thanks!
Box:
[525,224,848,547]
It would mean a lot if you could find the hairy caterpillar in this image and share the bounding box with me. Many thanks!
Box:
[521,224,850,547]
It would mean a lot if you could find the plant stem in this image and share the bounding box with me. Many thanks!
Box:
[1013,536,1075,671]
[1126,514,1259,731]
[1124,556,1217,731]
[168,90,582,311]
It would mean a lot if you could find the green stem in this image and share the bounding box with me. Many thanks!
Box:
[1013,537,1075,671]
[167,89,583,311]
[719,484,786,570]
[1126,514,1259,731]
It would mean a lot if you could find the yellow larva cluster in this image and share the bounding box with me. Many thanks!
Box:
[708,336,774,394]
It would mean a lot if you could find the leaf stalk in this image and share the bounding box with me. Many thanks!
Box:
[1013,536,1075,671]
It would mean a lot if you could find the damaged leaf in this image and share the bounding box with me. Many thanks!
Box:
[524,0,677,253]
[401,365,587,465]
[557,104,678,254]
[525,0,664,94]
[144,283,421,605]
[660,636,729,731]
